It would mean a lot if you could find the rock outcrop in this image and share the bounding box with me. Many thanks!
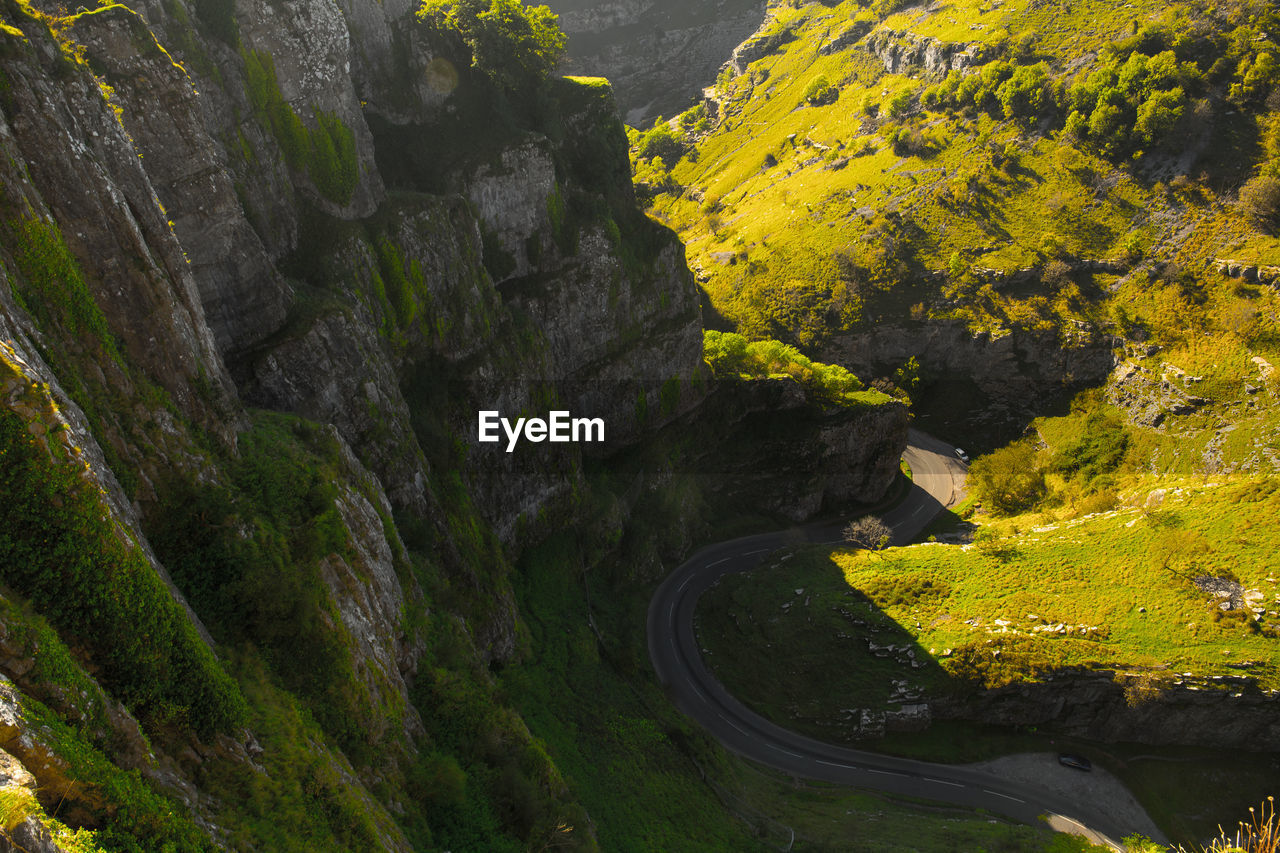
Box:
[863,29,979,75]
[934,670,1280,751]
[823,320,1119,441]
[674,378,908,522]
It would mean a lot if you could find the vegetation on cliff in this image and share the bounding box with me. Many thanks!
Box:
[703,329,894,407]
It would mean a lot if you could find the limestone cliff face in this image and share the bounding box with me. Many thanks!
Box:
[0,0,702,840]
[823,321,1119,443]
[0,0,909,843]
[686,379,908,521]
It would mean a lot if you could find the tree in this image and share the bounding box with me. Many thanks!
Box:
[635,121,685,163]
[803,75,837,106]
[1135,87,1185,144]
[996,63,1050,124]
[417,0,566,93]
[1240,175,1280,233]
[843,516,892,550]
[967,440,1045,515]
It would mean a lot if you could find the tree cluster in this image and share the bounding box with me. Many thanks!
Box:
[702,330,869,405]
[1064,49,1195,156]
[416,0,566,93]
[922,61,1053,127]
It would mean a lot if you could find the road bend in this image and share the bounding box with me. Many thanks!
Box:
[647,429,1130,850]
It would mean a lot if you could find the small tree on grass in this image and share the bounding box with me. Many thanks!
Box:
[1240,175,1280,234]
[968,439,1045,515]
[843,516,891,550]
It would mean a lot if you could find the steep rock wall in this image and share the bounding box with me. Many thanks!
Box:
[934,671,1280,751]
[823,321,1119,441]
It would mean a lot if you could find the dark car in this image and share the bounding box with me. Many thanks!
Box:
[1057,753,1092,771]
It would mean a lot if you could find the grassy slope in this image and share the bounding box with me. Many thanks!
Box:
[640,0,1280,344]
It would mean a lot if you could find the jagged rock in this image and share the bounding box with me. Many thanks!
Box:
[885,702,931,732]
[725,17,796,75]
[1108,360,1207,428]
[819,19,873,56]
[67,5,291,358]
[864,28,978,75]
[0,14,237,441]
[463,139,557,280]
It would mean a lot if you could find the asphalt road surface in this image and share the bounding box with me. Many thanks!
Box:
[647,429,1134,850]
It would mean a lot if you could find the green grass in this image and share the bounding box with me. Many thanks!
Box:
[839,482,1280,687]
[0,366,245,740]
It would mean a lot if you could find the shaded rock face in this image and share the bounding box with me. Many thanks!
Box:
[0,0,704,836]
[933,671,1280,751]
[67,6,291,358]
[823,322,1119,445]
[0,12,237,445]
[0,0,917,842]
[670,379,909,522]
[544,0,765,125]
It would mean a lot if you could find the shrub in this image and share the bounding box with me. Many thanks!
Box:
[308,111,360,205]
[1240,175,1280,233]
[885,87,915,118]
[417,0,566,93]
[968,439,1045,515]
[803,75,837,106]
[0,407,246,737]
[147,415,377,753]
[1051,409,1129,489]
[243,51,360,203]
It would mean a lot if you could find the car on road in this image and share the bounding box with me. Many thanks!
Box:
[954,448,970,463]
[1057,753,1092,771]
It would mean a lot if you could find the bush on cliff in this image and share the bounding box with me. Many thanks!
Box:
[417,0,566,94]
[703,330,891,408]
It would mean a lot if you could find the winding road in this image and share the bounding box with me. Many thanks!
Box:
[647,429,1133,850]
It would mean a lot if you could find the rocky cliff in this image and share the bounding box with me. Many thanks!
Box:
[934,670,1280,751]
[822,320,1119,446]
[684,378,907,522]
[0,0,906,846]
